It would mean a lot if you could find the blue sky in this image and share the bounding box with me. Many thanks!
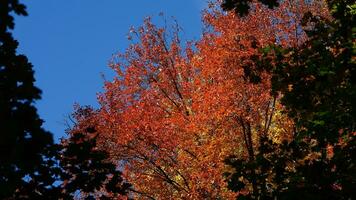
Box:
[13,0,207,141]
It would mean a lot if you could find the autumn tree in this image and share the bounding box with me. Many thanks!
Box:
[68,1,329,199]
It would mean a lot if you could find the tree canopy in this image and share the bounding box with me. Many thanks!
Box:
[1,0,354,199]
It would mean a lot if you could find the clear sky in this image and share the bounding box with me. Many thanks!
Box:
[13,0,207,142]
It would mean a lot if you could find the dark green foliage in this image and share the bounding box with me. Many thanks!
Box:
[221,0,279,16]
[224,0,355,199]
[60,107,131,199]
[0,0,59,198]
[226,137,355,200]
[272,1,355,145]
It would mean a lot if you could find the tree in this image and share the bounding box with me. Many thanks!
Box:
[223,0,355,199]
[70,1,323,198]
[1,2,132,199]
[0,0,59,198]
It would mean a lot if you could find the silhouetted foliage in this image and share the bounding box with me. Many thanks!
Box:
[60,106,131,199]
[0,0,60,198]
[226,136,355,199]
[221,0,278,16]
[224,0,355,199]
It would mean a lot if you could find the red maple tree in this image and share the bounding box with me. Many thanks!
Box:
[69,1,328,198]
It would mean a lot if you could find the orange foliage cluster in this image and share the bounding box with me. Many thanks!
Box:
[70,1,327,199]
